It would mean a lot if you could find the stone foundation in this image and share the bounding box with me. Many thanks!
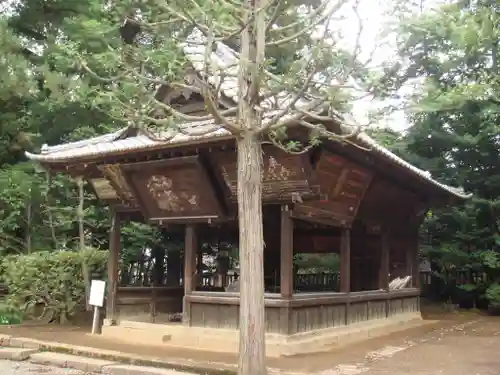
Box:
[102,312,423,357]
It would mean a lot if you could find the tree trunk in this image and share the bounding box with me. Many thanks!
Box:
[25,196,32,254]
[237,132,266,375]
[77,178,91,311]
[45,172,58,248]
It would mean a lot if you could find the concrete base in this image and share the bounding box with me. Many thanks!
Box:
[102,312,423,357]
[0,347,38,361]
[30,352,116,372]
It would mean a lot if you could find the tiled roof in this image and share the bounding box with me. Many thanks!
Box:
[24,29,471,200]
[25,120,471,199]
[181,29,314,111]
[29,119,233,161]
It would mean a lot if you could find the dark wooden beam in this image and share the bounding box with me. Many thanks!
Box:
[280,205,293,299]
[120,155,199,172]
[183,224,198,325]
[106,209,121,325]
[323,143,444,204]
[379,231,390,290]
[413,230,420,289]
[199,151,231,216]
[291,208,353,228]
[340,227,351,293]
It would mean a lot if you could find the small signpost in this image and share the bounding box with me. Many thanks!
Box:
[89,280,106,335]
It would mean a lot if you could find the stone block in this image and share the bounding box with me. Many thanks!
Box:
[0,347,37,361]
[0,334,11,346]
[30,351,116,372]
[103,364,198,375]
[9,337,42,349]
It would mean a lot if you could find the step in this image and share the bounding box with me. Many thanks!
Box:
[102,364,198,375]
[29,351,116,373]
[0,347,38,361]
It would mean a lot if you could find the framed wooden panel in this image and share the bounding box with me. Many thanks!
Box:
[89,178,119,200]
[295,151,374,226]
[212,146,315,203]
[99,164,136,202]
[357,177,425,226]
[120,156,224,223]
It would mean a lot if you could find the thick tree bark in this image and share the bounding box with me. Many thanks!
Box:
[236,0,267,371]
[237,132,266,375]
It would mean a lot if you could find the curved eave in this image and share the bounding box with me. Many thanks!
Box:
[356,133,472,200]
[25,127,471,201]
[25,128,235,164]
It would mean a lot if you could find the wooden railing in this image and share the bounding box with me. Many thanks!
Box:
[185,288,420,334]
[198,272,340,292]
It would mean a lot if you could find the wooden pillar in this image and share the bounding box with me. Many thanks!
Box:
[340,228,351,293]
[413,233,421,289]
[182,224,197,325]
[166,250,181,285]
[280,205,293,298]
[106,209,121,325]
[379,231,390,290]
[406,243,414,286]
[152,247,165,285]
[196,251,203,287]
[150,246,165,323]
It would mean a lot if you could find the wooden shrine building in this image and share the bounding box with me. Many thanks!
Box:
[25,40,470,356]
[26,122,469,355]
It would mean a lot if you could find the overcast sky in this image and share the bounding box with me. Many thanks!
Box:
[340,0,446,131]
[337,0,408,131]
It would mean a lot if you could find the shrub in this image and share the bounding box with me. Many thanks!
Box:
[485,283,500,309]
[1,248,107,323]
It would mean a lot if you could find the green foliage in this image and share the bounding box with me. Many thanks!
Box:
[1,248,107,323]
[373,0,500,310]
[293,253,340,273]
[0,0,343,262]
[485,284,500,308]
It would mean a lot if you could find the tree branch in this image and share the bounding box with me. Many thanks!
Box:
[297,120,370,151]
[268,0,330,34]
[266,0,349,47]
[257,68,319,132]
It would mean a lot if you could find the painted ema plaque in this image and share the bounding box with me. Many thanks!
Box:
[120,156,224,223]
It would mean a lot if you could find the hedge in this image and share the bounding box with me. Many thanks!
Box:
[0,248,107,324]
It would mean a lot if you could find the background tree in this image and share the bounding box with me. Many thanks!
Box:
[373,0,500,306]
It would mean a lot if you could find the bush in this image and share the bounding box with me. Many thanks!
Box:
[485,283,500,309]
[1,248,107,323]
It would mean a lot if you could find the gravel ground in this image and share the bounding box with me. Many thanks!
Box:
[0,360,87,375]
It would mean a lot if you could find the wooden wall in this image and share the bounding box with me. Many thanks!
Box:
[185,289,419,335]
[115,286,184,322]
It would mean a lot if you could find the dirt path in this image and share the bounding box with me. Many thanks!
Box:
[0,311,498,374]
[315,317,500,375]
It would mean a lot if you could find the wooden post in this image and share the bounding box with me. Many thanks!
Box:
[379,231,390,290]
[340,227,351,325]
[197,251,203,286]
[166,250,181,285]
[406,243,414,287]
[413,233,421,289]
[91,305,101,334]
[280,205,293,298]
[182,224,197,325]
[106,210,121,325]
[153,247,165,285]
[340,227,351,293]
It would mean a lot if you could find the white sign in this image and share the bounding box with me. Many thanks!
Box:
[89,280,106,307]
